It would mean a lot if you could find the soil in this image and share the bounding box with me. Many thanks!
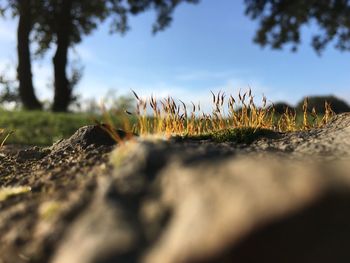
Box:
[0,126,119,263]
[1,114,350,263]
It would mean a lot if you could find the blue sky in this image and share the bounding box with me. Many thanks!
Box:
[1,0,350,110]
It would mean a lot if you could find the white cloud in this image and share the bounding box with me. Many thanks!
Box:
[172,68,312,106]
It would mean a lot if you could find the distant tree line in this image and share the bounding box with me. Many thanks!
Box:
[1,0,350,112]
[274,96,350,114]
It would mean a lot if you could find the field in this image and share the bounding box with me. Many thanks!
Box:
[0,109,112,146]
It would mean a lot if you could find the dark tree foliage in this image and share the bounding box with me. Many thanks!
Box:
[273,102,294,114]
[32,1,108,56]
[33,0,200,54]
[244,0,350,53]
[108,0,200,34]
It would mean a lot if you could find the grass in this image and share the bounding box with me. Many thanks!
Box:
[0,110,95,145]
[179,127,277,144]
[0,109,116,146]
[120,90,335,142]
[0,90,336,147]
[0,128,12,147]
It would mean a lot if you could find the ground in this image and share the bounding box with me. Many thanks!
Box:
[1,114,350,263]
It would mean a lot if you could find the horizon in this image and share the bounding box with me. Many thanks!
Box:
[0,0,350,111]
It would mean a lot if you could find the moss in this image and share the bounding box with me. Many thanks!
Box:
[212,127,277,143]
[173,133,212,141]
[177,127,277,144]
[39,201,62,221]
[0,186,31,201]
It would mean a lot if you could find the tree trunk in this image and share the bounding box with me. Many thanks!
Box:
[52,0,72,112]
[17,0,42,110]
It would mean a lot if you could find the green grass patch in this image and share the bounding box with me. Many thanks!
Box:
[0,109,134,146]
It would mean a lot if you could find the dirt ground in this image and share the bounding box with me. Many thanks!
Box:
[1,114,350,263]
[0,126,117,263]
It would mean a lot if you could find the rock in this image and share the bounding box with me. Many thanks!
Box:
[143,157,350,263]
[2,114,350,263]
[49,125,131,152]
[251,112,350,158]
[51,176,139,263]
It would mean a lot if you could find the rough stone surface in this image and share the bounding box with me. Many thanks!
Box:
[1,114,350,263]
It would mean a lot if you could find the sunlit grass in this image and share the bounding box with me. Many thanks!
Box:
[99,89,335,145]
[0,90,336,147]
[0,128,12,147]
[0,110,102,146]
[123,89,335,139]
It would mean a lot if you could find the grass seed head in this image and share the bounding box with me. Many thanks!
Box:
[106,90,336,142]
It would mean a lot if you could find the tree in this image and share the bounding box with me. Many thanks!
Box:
[33,0,200,112]
[0,0,42,110]
[1,0,199,112]
[296,95,350,114]
[244,0,350,54]
[32,0,109,111]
